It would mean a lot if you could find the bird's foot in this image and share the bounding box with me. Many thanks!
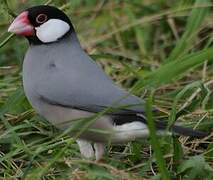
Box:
[76,139,105,161]
[76,139,94,159]
[94,142,105,162]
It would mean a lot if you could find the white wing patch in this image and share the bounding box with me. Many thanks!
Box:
[35,19,70,43]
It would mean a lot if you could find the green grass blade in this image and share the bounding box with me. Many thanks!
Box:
[133,47,213,92]
[168,81,203,128]
[167,0,210,61]
[145,90,170,180]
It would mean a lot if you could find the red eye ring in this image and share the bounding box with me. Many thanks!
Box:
[36,14,48,24]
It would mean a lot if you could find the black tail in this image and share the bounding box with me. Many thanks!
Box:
[112,113,208,138]
[171,124,208,138]
[113,114,208,138]
[154,120,208,138]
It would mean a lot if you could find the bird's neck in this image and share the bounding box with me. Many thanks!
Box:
[27,31,82,63]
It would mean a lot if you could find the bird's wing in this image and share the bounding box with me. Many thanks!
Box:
[36,52,148,117]
[37,77,146,115]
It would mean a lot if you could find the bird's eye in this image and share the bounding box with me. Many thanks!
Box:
[36,14,48,24]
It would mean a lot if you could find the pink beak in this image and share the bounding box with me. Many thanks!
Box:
[8,11,34,36]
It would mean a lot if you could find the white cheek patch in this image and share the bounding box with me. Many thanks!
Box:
[35,19,70,43]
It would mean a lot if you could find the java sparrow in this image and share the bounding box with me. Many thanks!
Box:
[8,5,207,161]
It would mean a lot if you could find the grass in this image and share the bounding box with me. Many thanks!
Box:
[0,0,213,179]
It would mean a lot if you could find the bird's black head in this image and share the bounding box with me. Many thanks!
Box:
[8,5,74,45]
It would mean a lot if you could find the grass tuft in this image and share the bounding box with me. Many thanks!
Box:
[0,0,212,179]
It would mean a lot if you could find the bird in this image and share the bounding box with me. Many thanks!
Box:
[8,5,208,161]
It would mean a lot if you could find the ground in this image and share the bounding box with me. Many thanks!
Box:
[0,0,212,179]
